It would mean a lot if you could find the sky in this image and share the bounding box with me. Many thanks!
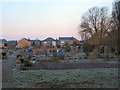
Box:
[0,0,114,41]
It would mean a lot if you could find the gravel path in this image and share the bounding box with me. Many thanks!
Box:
[2,53,16,88]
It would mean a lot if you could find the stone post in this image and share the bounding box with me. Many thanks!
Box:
[104,46,109,61]
[80,46,83,53]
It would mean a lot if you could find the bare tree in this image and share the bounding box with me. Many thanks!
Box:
[112,1,120,30]
[107,1,120,54]
[79,7,111,45]
[115,1,120,54]
[98,1,119,54]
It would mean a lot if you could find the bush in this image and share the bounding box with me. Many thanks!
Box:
[23,55,31,66]
[64,45,70,52]
[83,43,94,53]
[24,60,31,66]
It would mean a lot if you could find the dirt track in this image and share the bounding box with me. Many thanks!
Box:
[2,53,16,87]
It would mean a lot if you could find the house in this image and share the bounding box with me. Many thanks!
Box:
[0,39,7,48]
[79,40,83,45]
[7,40,17,46]
[16,38,31,48]
[42,37,56,47]
[59,37,79,46]
[29,39,41,46]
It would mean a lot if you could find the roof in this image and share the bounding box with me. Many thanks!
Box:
[21,38,29,41]
[7,40,17,43]
[17,38,30,43]
[59,37,73,41]
[0,39,7,43]
[43,37,56,42]
[30,40,40,42]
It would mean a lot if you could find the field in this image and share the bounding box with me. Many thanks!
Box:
[2,49,119,88]
[4,67,118,88]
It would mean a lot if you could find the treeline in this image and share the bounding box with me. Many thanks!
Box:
[79,1,120,54]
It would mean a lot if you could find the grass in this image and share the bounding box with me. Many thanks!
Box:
[65,51,79,57]
[11,68,119,88]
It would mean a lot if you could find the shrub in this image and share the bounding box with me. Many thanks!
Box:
[83,43,94,53]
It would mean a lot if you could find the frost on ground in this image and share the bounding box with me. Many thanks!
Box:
[7,68,119,88]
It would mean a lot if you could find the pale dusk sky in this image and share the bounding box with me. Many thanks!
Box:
[0,0,113,41]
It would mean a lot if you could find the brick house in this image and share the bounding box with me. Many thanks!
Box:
[17,38,31,48]
[29,39,41,46]
[41,37,56,47]
[59,37,79,46]
[7,40,17,46]
[0,39,7,48]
